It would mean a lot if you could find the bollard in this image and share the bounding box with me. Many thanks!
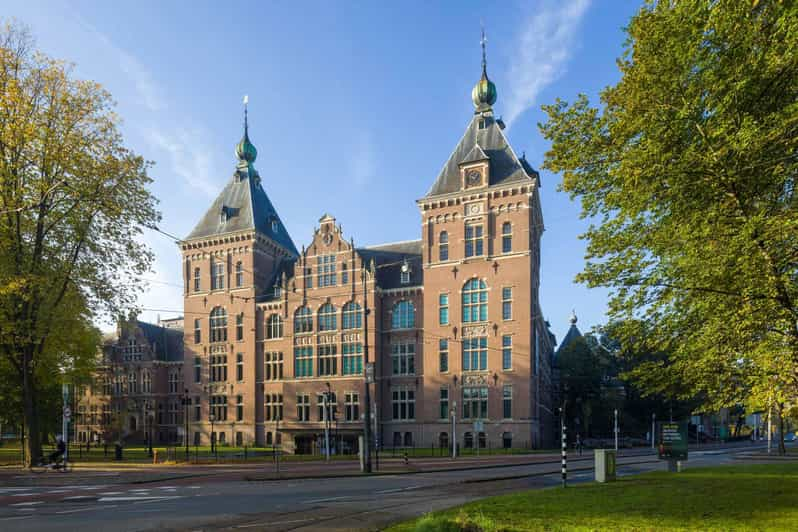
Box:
[153,449,158,464]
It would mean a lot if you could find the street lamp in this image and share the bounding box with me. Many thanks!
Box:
[324,382,331,461]
[209,412,216,459]
[651,412,656,451]
[614,409,619,452]
[145,403,153,458]
[182,389,190,461]
[451,401,457,458]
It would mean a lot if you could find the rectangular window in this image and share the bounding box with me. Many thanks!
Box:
[462,387,488,419]
[465,224,484,257]
[194,357,201,383]
[305,267,313,289]
[236,352,244,381]
[236,314,244,341]
[502,222,512,253]
[294,347,313,378]
[439,339,449,373]
[193,396,201,422]
[317,393,337,421]
[297,394,310,422]
[210,395,228,421]
[391,342,416,375]
[342,263,348,285]
[317,254,336,287]
[194,319,201,344]
[502,335,512,370]
[211,261,225,290]
[400,269,410,284]
[236,395,244,422]
[342,343,363,375]
[438,294,449,325]
[462,336,488,371]
[439,231,449,261]
[210,355,228,382]
[317,344,338,376]
[193,268,201,292]
[391,387,415,420]
[235,262,243,287]
[345,392,359,422]
[265,393,283,421]
[439,388,449,420]
[265,352,283,380]
[503,385,512,419]
[502,287,513,320]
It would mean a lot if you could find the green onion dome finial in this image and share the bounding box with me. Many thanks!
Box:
[236,95,257,163]
[472,27,497,111]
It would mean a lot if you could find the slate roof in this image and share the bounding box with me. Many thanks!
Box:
[556,322,583,356]
[137,321,184,362]
[185,162,298,255]
[357,240,423,289]
[425,113,538,198]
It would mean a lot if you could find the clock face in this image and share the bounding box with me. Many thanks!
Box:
[322,233,333,246]
[466,169,482,186]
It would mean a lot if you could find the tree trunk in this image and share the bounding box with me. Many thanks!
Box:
[22,347,41,467]
[778,405,786,456]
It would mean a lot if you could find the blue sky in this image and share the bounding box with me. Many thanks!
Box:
[5,0,640,343]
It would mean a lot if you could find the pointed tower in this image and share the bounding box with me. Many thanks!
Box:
[416,30,554,449]
[180,99,298,449]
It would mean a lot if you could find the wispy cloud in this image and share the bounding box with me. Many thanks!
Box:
[504,0,591,128]
[145,126,220,199]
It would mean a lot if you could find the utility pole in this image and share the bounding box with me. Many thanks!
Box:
[561,405,567,488]
[324,383,331,461]
[614,409,619,452]
[651,412,656,451]
[451,402,457,458]
[361,265,373,473]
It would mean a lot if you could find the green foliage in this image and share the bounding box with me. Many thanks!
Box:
[539,1,798,419]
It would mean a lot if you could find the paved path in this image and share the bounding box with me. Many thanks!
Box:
[0,443,775,531]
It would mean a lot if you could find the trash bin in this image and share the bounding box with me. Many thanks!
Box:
[114,444,123,461]
[594,449,616,482]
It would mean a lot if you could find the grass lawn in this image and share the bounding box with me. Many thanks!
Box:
[386,463,798,531]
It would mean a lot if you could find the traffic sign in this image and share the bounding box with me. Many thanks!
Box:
[63,406,71,420]
[365,362,375,383]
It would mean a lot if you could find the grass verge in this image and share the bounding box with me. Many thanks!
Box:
[386,463,798,531]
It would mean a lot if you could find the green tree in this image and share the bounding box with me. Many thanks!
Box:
[540,1,797,453]
[0,22,159,465]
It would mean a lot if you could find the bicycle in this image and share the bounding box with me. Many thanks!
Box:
[30,458,72,473]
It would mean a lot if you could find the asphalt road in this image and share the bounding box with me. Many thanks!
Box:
[0,445,769,531]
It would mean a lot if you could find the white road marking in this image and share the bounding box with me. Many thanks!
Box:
[236,518,315,528]
[188,486,201,489]
[11,501,43,507]
[376,485,422,494]
[97,495,182,502]
[62,495,97,501]
[0,515,33,521]
[55,505,117,515]
[0,488,33,492]
[99,491,124,495]
[10,493,34,497]
[304,495,349,504]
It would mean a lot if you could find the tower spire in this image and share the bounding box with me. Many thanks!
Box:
[480,23,487,76]
[472,25,497,112]
[243,94,249,137]
[236,95,257,163]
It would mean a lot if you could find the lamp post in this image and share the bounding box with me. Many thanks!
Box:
[209,412,216,459]
[145,403,153,458]
[614,409,619,452]
[651,412,656,451]
[451,401,457,458]
[182,389,190,461]
[324,382,331,461]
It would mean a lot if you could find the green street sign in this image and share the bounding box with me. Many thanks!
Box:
[658,421,688,460]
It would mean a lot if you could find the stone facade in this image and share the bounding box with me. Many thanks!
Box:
[179,56,557,453]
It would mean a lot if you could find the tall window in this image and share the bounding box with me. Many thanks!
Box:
[341,262,348,284]
[294,307,313,333]
[342,343,363,375]
[236,352,244,381]
[265,393,283,421]
[236,313,244,341]
[462,279,488,323]
[265,352,283,380]
[462,336,488,371]
[317,393,337,421]
[210,355,228,382]
[194,318,201,344]
[463,387,488,419]
[465,223,484,257]
[210,307,228,343]
[142,371,151,393]
[317,254,336,287]
[129,372,137,393]
[439,388,449,420]
[391,300,415,329]
[342,302,362,330]
[503,385,512,419]
[211,261,225,290]
[317,303,337,331]
[305,267,313,289]
[235,261,243,287]
[391,387,415,420]
[168,371,178,393]
[317,344,337,376]
[211,395,228,421]
[439,231,449,261]
[502,287,513,320]
[439,339,449,373]
[502,335,512,370]
[294,347,313,377]
[236,395,244,422]
[345,393,359,422]
[194,357,201,383]
[391,342,415,375]
[297,394,310,422]
[193,396,201,422]
[266,314,283,339]
[194,267,201,292]
[439,294,449,325]
[502,222,512,253]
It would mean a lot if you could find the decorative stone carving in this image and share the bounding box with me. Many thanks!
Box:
[462,374,489,386]
[461,324,489,338]
[464,201,484,217]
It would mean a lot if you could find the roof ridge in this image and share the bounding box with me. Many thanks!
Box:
[361,238,422,249]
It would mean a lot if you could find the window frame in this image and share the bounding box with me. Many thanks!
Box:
[464,223,484,257]
[501,222,512,253]
[462,278,488,323]
[439,231,449,261]
[391,300,415,329]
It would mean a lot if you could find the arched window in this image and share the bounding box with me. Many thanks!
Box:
[462,278,488,323]
[235,261,243,287]
[210,307,228,343]
[439,231,449,261]
[391,300,415,329]
[318,303,337,331]
[342,302,362,330]
[294,307,313,333]
[266,314,283,339]
[193,267,201,292]
[502,222,512,253]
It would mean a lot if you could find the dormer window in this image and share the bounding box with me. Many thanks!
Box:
[271,219,278,233]
[273,285,282,298]
[478,119,486,129]
[400,261,411,285]
[220,207,228,224]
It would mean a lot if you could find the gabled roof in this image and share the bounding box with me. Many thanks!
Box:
[460,143,489,165]
[425,113,538,198]
[356,239,423,289]
[185,162,298,255]
[137,321,184,362]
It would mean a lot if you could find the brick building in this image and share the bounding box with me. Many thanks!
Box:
[180,47,556,454]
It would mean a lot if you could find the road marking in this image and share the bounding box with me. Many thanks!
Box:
[376,485,422,494]
[97,495,182,502]
[0,488,33,492]
[236,518,315,528]
[62,495,98,501]
[99,491,124,495]
[188,486,201,489]
[0,515,33,521]
[304,495,349,504]
[56,505,116,515]
[11,501,43,507]
[10,493,34,497]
